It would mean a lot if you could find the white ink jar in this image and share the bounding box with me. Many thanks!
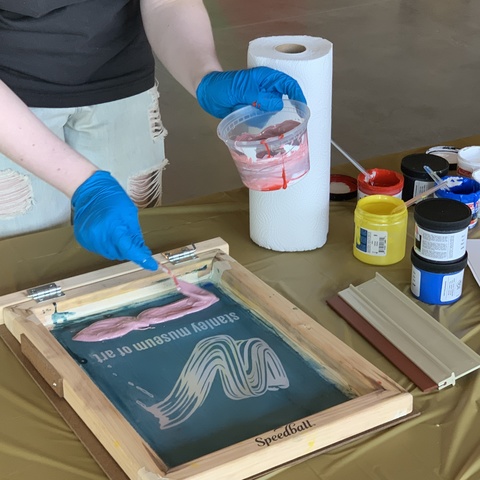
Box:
[413,198,471,262]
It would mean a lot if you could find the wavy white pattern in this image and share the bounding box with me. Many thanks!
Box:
[139,334,289,429]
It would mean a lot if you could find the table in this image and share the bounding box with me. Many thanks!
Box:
[1,137,479,480]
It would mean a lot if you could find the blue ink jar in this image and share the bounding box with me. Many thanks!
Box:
[410,249,468,305]
[434,176,480,229]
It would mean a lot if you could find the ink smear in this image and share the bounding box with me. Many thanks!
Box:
[73,280,219,342]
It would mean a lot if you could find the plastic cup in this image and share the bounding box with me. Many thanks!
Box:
[217,99,310,191]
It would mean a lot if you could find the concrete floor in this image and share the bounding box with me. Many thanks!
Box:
[157,0,480,205]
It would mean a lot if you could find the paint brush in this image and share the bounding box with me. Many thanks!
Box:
[332,140,375,184]
[392,180,450,213]
[424,165,449,190]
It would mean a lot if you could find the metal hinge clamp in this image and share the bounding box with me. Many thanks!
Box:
[27,282,65,303]
[162,244,197,265]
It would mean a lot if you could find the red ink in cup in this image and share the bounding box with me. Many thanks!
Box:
[217,100,310,191]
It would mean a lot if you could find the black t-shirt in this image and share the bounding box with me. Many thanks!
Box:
[0,0,155,107]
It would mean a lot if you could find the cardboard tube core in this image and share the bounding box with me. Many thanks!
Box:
[275,44,307,54]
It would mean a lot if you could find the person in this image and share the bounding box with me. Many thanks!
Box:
[0,0,306,271]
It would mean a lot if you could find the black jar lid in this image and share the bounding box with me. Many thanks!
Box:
[330,174,357,201]
[414,198,472,232]
[411,248,468,272]
[401,153,449,179]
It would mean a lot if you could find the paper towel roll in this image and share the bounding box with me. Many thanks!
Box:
[247,36,333,251]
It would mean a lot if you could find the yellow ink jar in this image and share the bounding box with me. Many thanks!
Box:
[353,195,407,265]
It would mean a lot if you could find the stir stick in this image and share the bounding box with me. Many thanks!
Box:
[331,140,373,183]
[424,165,449,190]
[403,180,449,208]
[391,180,450,214]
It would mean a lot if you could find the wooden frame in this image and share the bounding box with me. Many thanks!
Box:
[0,238,413,480]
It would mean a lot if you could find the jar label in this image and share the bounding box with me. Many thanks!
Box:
[356,227,387,256]
[414,225,467,261]
[457,166,473,177]
[441,271,464,302]
[411,266,421,297]
[411,266,464,302]
[413,180,435,197]
[466,200,479,228]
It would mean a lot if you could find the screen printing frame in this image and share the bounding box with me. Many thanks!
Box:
[0,238,413,480]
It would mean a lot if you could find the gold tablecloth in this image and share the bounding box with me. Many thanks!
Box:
[1,138,479,480]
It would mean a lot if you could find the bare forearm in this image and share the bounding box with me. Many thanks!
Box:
[0,80,98,197]
[140,0,222,96]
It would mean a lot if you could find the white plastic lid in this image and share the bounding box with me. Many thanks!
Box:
[458,146,480,166]
[426,145,459,167]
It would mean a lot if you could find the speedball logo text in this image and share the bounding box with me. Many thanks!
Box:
[255,420,314,447]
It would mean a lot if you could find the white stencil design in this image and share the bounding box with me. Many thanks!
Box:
[138,334,289,429]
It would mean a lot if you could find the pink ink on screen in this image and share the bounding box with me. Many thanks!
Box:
[73,280,219,342]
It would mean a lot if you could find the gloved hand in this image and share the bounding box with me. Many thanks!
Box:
[196,67,306,118]
[72,171,158,271]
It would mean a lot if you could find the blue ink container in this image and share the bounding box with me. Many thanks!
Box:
[410,249,468,305]
[434,176,480,229]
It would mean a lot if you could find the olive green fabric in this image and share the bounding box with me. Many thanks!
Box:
[1,138,479,480]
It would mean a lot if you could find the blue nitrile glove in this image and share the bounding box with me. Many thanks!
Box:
[196,67,307,118]
[72,171,158,271]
